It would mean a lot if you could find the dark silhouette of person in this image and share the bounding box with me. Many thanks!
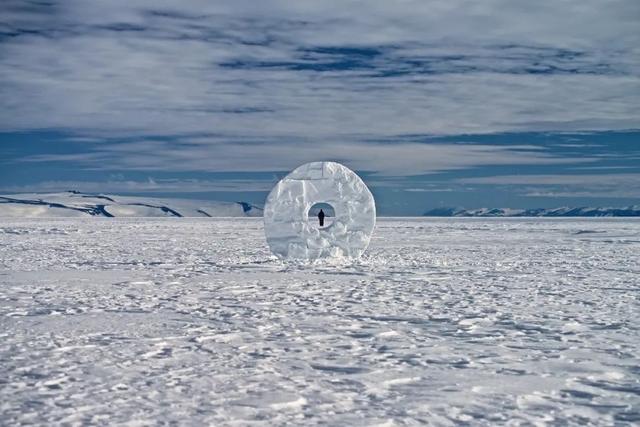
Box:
[318,209,325,227]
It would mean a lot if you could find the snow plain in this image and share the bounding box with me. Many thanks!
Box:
[1,218,639,426]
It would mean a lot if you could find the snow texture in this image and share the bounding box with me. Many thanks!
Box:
[264,162,376,260]
[1,218,639,425]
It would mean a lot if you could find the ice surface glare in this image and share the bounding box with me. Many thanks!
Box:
[1,218,639,425]
[263,162,376,260]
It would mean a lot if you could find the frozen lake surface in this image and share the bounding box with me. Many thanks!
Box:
[1,218,639,425]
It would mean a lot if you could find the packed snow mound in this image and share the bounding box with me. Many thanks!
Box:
[264,162,376,260]
[0,192,262,217]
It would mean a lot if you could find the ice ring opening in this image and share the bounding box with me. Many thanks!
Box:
[308,202,335,229]
[263,161,376,260]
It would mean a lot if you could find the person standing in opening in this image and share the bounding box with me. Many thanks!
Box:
[318,209,325,227]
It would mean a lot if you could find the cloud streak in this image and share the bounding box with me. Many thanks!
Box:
[0,178,275,194]
[457,173,640,186]
[1,0,638,141]
[19,139,595,176]
[458,173,640,199]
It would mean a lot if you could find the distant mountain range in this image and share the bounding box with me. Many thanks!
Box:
[0,191,263,218]
[423,206,640,217]
[2,191,638,218]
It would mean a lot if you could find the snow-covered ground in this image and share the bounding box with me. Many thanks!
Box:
[1,218,638,425]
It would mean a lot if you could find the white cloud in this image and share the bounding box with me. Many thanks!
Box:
[458,173,640,199]
[1,0,638,140]
[457,173,640,185]
[0,178,275,194]
[19,140,595,176]
[1,0,638,182]
[404,188,453,192]
[525,189,640,198]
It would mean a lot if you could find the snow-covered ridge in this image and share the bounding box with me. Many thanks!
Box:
[423,206,640,217]
[0,191,263,218]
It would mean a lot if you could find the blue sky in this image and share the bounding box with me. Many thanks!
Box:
[1,1,638,215]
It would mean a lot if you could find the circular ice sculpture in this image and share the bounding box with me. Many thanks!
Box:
[264,161,376,260]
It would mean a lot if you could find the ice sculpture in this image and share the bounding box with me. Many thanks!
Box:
[264,161,376,260]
